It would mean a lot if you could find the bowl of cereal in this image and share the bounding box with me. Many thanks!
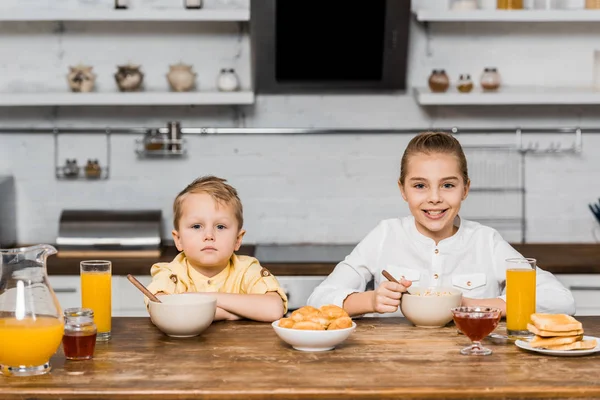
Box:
[400,286,463,328]
[272,305,356,351]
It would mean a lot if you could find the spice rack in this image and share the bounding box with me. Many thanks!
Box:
[135,137,187,158]
[54,132,111,181]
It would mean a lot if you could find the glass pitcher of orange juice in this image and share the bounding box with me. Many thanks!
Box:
[0,244,64,377]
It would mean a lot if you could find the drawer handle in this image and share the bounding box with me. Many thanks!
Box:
[54,288,77,293]
[570,286,600,291]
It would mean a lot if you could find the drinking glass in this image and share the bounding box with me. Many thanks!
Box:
[506,257,536,339]
[451,307,502,355]
[80,260,112,341]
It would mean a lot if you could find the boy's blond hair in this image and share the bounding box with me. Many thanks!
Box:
[173,176,243,230]
[399,131,469,186]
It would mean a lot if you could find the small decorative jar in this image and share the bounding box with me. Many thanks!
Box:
[114,0,128,9]
[451,0,478,10]
[62,159,80,179]
[115,64,144,92]
[428,69,450,93]
[497,0,524,8]
[480,67,501,91]
[217,68,240,92]
[457,74,474,93]
[85,159,102,179]
[144,129,167,151]
[67,65,96,93]
[184,0,203,8]
[586,0,600,8]
[62,308,97,361]
[166,63,197,92]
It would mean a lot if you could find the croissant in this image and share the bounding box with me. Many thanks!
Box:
[328,316,353,330]
[278,304,352,330]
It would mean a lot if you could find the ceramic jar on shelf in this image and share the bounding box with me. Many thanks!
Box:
[457,74,474,93]
[450,0,478,10]
[167,63,197,92]
[497,0,524,8]
[428,70,450,93]
[115,64,144,92]
[67,65,96,93]
[480,67,501,91]
[586,0,600,8]
[217,68,240,92]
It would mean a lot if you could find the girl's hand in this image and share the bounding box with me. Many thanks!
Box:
[372,279,412,314]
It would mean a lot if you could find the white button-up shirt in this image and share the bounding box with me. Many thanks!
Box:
[307,216,576,316]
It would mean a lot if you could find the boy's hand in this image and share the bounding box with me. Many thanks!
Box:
[372,279,412,314]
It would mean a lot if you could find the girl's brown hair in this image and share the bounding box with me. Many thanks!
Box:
[173,176,243,230]
[399,131,469,186]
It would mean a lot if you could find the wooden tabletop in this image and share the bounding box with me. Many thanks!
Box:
[2,317,600,399]
[46,243,600,276]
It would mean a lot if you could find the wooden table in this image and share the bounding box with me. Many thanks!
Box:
[2,317,600,399]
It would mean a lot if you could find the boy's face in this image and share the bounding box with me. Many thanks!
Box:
[399,152,470,243]
[172,192,245,272]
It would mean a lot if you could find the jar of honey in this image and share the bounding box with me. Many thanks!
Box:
[497,0,523,9]
[62,308,97,360]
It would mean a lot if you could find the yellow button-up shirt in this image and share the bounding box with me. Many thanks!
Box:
[146,252,288,313]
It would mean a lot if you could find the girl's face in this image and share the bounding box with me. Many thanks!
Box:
[399,152,470,243]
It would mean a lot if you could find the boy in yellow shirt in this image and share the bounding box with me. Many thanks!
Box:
[146,175,288,322]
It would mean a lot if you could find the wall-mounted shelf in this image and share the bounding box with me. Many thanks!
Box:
[413,87,600,106]
[0,92,255,107]
[414,9,600,22]
[0,9,250,22]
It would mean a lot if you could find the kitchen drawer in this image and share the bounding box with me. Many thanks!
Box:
[48,276,81,311]
[556,274,600,316]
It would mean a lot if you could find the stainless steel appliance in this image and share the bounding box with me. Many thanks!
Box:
[0,176,16,247]
[56,209,162,258]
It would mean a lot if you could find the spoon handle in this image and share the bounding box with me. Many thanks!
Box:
[127,274,161,303]
[382,270,400,284]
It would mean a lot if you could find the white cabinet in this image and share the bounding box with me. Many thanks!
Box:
[555,274,600,316]
[48,276,82,311]
[113,275,152,317]
[48,275,151,317]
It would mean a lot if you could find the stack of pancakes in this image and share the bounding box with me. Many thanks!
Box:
[527,313,597,351]
[278,305,353,330]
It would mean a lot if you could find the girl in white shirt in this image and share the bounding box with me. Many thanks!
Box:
[307,131,575,317]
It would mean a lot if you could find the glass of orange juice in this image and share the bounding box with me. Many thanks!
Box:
[81,260,112,341]
[506,257,536,339]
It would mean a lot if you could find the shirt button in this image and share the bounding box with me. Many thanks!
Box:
[434,249,439,254]
[434,273,439,279]
[207,280,212,285]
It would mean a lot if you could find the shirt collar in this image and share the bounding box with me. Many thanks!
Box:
[183,252,234,285]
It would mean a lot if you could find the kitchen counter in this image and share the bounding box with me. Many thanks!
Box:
[2,317,600,399]
[45,243,600,276]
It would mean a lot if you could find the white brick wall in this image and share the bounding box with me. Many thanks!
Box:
[0,0,599,245]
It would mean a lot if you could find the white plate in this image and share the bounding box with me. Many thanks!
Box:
[515,335,600,357]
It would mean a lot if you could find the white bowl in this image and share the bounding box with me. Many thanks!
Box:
[271,320,357,352]
[400,286,463,328]
[149,293,217,338]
